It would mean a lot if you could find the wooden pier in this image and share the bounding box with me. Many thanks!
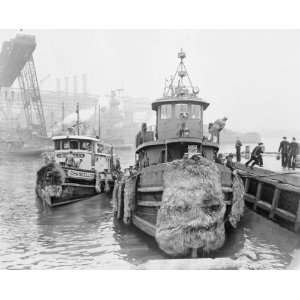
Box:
[236,163,300,232]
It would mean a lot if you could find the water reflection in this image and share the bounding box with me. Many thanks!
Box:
[0,154,300,269]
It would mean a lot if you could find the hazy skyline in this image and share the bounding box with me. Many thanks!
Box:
[0,29,300,133]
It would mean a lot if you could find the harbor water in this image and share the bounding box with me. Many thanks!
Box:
[0,148,300,269]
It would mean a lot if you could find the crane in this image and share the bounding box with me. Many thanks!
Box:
[0,34,47,137]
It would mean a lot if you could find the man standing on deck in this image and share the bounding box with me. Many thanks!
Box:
[225,153,235,171]
[208,117,227,142]
[65,151,75,167]
[245,142,264,169]
[288,137,299,170]
[278,137,290,168]
[235,138,242,162]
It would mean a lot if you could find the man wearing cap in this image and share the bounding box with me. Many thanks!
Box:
[225,153,235,171]
[278,137,290,168]
[208,117,227,142]
[235,138,243,162]
[245,143,264,169]
[65,151,75,167]
[288,137,299,170]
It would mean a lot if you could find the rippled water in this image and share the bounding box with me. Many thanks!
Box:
[0,153,299,269]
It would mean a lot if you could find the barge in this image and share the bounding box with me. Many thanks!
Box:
[113,50,245,257]
[236,163,300,232]
[36,134,116,207]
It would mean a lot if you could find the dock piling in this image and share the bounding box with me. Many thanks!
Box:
[269,188,280,220]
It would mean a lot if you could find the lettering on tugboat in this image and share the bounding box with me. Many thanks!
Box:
[56,152,85,158]
[67,169,95,179]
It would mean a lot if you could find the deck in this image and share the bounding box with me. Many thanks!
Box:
[235,156,300,232]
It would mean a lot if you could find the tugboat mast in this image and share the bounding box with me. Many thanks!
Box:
[164,49,200,98]
[76,102,80,135]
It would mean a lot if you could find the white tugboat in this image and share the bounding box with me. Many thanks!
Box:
[36,105,118,207]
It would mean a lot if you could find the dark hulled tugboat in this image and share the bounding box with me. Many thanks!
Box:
[113,50,245,257]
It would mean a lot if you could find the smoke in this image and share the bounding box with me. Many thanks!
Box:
[51,104,98,136]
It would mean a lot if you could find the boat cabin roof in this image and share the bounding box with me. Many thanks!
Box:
[152,96,210,111]
[52,135,100,142]
[136,138,218,153]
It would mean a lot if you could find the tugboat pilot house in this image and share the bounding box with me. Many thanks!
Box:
[135,49,219,168]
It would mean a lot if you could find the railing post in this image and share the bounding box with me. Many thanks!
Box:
[269,188,280,219]
[254,182,262,211]
[245,177,250,194]
[294,198,300,232]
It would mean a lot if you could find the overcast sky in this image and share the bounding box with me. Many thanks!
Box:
[0,29,299,133]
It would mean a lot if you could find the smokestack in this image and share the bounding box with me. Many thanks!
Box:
[73,75,78,95]
[82,74,87,94]
[56,78,61,94]
[64,77,69,95]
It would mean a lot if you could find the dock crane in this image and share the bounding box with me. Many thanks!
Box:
[0,34,47,137]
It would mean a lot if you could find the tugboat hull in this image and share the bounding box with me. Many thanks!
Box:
[113,157,245,257]
[36,162,113,207]
[36,183,98,207]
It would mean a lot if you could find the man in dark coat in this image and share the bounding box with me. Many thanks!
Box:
[278,137,290,168]
[245,143,264,169]
[225,153,235,171]
[288,137,299,170]
[235,138,242,162]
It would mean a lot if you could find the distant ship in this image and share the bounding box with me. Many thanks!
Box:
[100,90,140,150]
[0,124,52,156]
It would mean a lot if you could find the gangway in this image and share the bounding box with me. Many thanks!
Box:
[0,34,47,137]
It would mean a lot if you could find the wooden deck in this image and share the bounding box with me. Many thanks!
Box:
[235,162,300,232]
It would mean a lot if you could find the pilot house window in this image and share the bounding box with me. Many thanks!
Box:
[80,141,92,151]
[160,104,172,119]
[191,105,201,119]
[54,140,61,150]
[175,104,188,119]
[62,141,70,150]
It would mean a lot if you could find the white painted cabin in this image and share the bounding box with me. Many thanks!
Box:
[52,135,113,173]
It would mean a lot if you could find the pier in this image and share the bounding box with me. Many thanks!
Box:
[236,155,300,232]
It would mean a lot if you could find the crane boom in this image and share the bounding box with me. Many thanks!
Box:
[0,34,47,136]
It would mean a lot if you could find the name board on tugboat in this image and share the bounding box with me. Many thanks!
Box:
[188,145,197,154]
[67,169,95,180]
[56,152,85,158]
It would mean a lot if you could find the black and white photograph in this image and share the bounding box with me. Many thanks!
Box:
[1,0,300,299]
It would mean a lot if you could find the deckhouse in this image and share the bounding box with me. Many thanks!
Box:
[52,135,113,172]
[135,50,219,168]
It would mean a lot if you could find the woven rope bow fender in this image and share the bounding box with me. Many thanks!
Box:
[155,157,226,257]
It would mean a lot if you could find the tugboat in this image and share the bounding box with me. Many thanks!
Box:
[113,50,245,257]
[36,105,117,207]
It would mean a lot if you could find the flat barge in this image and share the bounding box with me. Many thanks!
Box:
[236,163,300,232]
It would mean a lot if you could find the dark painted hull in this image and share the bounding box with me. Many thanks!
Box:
[36,183,99,207]
[36,164,115,207]
[124,163,234,237]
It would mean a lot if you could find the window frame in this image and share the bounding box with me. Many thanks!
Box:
[62,140,70,150]
[70,140,79,150]
[54,140,61,150]
[190,104,201,119]
[80,140,92,151]
[175,103,189,119]
[160,104,172,120]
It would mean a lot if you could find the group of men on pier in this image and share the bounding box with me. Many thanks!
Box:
[230,136,299,171]
[278,137,299,170]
